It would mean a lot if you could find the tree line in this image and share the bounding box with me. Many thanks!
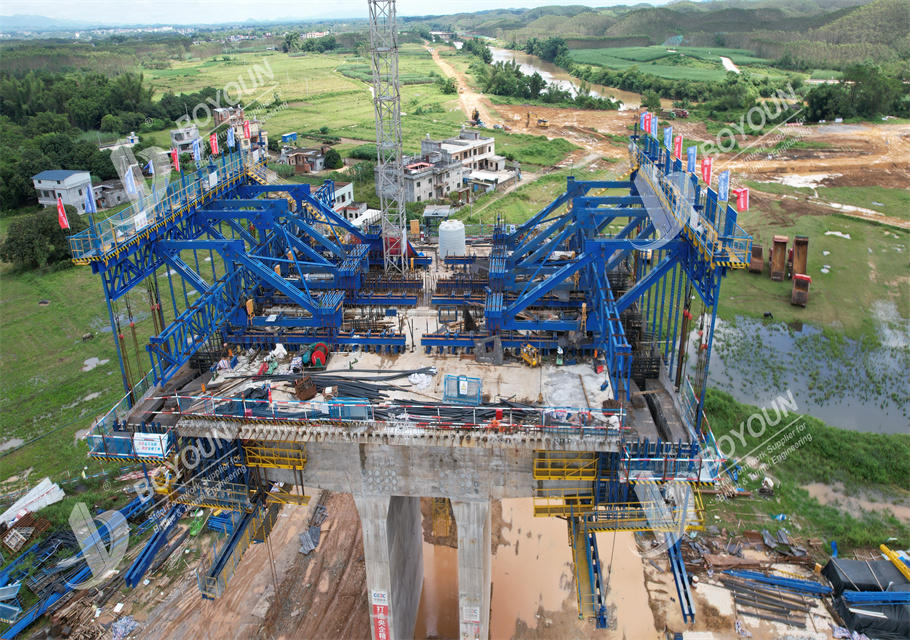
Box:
[281,34,338,54]
[0,69,205,211]
[805,61,910,121]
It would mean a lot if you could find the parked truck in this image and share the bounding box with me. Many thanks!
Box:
[792,274,811,306]
[749,245,764,273]
[770,235,788,282]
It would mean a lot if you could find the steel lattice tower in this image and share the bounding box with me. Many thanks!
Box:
[368,0,407,274]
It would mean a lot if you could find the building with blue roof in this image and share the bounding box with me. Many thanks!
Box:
[31,170,93,214]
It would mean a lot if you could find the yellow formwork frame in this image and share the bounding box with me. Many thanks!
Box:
[533,450,598,481]
[432,497,451,537]
[243,442,307,470]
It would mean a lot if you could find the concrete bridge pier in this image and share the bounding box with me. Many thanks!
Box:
[354,494,424,640]
[452,499,492,640]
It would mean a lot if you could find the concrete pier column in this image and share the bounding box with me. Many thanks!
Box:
[452,499,492,640]
[354,494,424,640]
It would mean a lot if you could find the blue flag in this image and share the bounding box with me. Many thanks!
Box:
[192,138,202,163]
[718,170,730,201]
[686,146,697,173]
[663,126,673,149]
[639,112,647,130]
[227,126,236,149]
[84,185,98,214]
[124,166,137,194]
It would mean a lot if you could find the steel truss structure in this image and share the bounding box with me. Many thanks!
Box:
[67,152,430,388]
[368,0,408,274]
[424,129,751,414]
[66,127,751,623]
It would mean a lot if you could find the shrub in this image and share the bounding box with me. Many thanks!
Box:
[324,149,343,170]
[0,205,88,270]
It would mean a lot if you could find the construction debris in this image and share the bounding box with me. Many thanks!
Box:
[0,478,65,526]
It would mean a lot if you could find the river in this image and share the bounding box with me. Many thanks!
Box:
[489,46,669,111]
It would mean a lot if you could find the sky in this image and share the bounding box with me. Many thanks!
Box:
[1,0,668,26]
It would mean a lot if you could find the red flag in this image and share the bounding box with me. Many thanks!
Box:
[644,113,651,135]
[209,132,219,155]
[171,148,180,172]
[673,135,683,160]
[701,157,713,184]
[733,187,750,212]
[56,196,69,230]
[243,120,251,139]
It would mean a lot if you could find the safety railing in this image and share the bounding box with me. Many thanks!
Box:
[533,451,598,480]
[84,372,179,460]
[632,142,751,267]
[533,488,597,517]
[620,454,704,484]
[151,392,627,437]
[243,442,307,470]
[585,492,705,532]
[68,153,255,262]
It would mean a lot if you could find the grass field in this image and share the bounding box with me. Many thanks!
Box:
[744,182,910,221]
[454,170,575,225]
[705,389,910,551]
[139,46,578,169]
[719,202,909,338]
[0,260,136,487]
[568,45,786,83]
[454,160,621,225]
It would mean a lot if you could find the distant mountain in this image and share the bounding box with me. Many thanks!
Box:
[0,14,95,32]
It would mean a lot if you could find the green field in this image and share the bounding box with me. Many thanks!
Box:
[455,160,620,225]
[0,260,134,488]
[568,45,785,82]
[706,389,910,551]
[745,182,910,221]
[720,203,910,337]
[810,69,844,80]
[140,45,576,167]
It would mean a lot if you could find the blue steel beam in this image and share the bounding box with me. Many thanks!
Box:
[503,253,596,318]
[613,245,683,315]
[508,213,572,266]
[222,245,320,315]
[148,272,245,384]
[155,247,211,296]
[515,220,576,269]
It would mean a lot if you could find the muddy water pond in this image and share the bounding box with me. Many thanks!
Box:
[414,498,576,640]
[703,311,909,434]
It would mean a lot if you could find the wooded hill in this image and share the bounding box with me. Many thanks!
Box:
[411,0,909,71]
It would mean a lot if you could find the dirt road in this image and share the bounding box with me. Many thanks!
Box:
[426,45,498,129]
[136,501,313,640]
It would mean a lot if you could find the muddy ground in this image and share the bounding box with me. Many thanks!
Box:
[426,47,910,232]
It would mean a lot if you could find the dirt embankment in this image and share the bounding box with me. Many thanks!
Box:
[426,45,910,227]
[261,492,370,640]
